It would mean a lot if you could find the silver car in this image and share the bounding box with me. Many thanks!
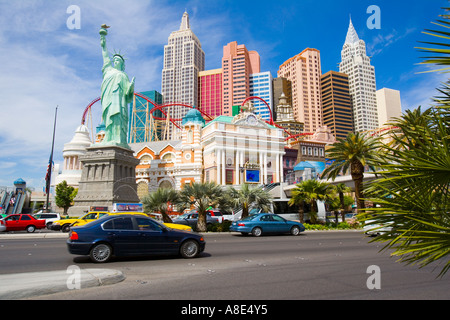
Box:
[0,218,6,232]
[363,219,392,236]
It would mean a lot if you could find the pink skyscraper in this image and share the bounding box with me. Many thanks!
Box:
[198,69,223,118]
[278,48,323,133]
[222,41,260,116]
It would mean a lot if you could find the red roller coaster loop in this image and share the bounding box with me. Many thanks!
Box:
[81,93,312,142]
[81,93,215,131]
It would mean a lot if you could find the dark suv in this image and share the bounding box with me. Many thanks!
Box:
[172,211,219,230]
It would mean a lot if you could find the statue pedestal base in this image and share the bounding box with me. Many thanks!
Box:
[68,145,140,217]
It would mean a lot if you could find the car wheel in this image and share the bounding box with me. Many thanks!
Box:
[251,227,262,237]
[290,226,301,236]
[26,225,36,233]
[180,240,200,259]
[46,222,53,229]
[90,243,112,263]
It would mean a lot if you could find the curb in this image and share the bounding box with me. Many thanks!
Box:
[0,229,363,240]
[0,233,68,240]
[0,268,126,299]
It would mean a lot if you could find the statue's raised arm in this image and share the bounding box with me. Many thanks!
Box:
[100,26,111,69]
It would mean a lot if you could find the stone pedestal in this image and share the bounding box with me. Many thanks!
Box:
[68,145,140,216]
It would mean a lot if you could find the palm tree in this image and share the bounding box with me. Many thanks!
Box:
[288,179,333,223]
[385,106,433,152]
[227,184,273,219]
[141,188,179,223]
[363,103,450,276]
[179,182,225,232]
[288,184,307,223]
[320,132,381,212]
[361,7,450,277]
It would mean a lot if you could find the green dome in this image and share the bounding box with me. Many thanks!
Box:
[182,108,205,126]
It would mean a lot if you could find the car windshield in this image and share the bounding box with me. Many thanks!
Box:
[83,214,110,227]
[175,213,190,220]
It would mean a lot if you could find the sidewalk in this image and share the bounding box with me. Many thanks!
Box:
[0,232,125,299]
[0,268,125,299]
[0,232,68,239]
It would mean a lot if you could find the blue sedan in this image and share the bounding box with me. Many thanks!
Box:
[230,213,305,237]
[67,214,205,263]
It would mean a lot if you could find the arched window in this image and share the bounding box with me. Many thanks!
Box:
[187,129,193,144]
[162,152,175,162]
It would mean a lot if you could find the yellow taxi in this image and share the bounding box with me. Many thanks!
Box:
[108,212,193,232]
[50,211,109,233]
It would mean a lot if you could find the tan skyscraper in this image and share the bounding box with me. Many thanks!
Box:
[376,88,402,126]
[278,48,323,133]
[222,41,260,116]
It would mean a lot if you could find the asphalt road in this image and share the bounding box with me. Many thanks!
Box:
[0,231,448,300]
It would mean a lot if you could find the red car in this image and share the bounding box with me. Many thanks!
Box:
[3,214,46,233]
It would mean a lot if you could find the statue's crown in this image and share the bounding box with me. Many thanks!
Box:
[113,50,126,62]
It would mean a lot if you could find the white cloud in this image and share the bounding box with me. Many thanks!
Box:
[0,0,261,189]
[399,68,449,112]
[367,28,416,56]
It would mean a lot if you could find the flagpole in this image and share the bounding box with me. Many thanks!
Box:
[45,106,58,213]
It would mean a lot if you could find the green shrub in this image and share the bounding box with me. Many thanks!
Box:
[207,220,232,232]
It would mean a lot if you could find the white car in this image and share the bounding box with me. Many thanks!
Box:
[0,219,6,232]
[363,219,393,236]
[33,213,64,229]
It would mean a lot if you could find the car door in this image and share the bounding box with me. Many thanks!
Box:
[270,215,291,233]
[103,217,141,255]
[186,214,198,228]
[5,215,21,231]
[135,217,176,254]
[259,215,274,232]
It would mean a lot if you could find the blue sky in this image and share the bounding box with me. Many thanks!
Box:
[0,0,448,191]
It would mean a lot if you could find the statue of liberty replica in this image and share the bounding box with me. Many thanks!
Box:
[69,25,140,216]
[99,25,135,148]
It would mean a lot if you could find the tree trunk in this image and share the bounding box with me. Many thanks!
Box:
[298,205,305,223]
[241,203,249,219]
[196,210,208,232]
[161,212,173,223]
[351,160,365,212]
[339,192,346,222]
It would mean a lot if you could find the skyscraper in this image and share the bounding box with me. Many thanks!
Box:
[161,11,205,138]
[277,48,323,133]
[198,69,223,118]
[321,71,354,140]
[249,71,273,121]
[222,41,260,116]
[272,77,292,110]
[376,88,402,126]
[339,19,378,132]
